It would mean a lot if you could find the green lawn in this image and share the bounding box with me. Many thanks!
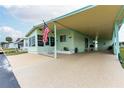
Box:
[120,48,124,59]
[3,48,27,56]
[120,47,124,68]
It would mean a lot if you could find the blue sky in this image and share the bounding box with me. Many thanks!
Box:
[0,6,33,32]
[0,5,83,42]
[0,6,37,42]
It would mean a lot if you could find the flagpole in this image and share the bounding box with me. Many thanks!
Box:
[54,23,57,59]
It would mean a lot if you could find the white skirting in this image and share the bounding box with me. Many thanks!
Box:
[57,51,74,54]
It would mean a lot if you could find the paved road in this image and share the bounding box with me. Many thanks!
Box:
[0,53,20,88]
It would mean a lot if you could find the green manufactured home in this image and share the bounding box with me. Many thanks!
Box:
[25,5,124,58]
[26,25,112,55]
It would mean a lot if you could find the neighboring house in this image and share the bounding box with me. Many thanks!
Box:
[24,5,123,58]
[1,42,9,49]
[8,42,17,49]
[15,38,28,51]
[25,26,112,55]
[0,42,17,49]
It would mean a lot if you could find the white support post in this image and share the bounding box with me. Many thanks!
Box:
[95,35,98,51]
[116,25,120,58]
[35,32,38,48]
[54,23,57,59]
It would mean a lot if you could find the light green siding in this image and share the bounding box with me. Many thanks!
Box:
[73,31,86,53]
[27,30,37,54]
[98,40,112,51]
[27,27,112,55]
[36,29,54,55]
[56,29,75,53]
[28,29,55,55]
[56,29,93,53]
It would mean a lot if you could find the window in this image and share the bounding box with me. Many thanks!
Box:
[37,35,49,46]
[85,38,88,48]
[32,36,35,46]
[29,38,31,46]
[25,40,28,47]
[60,35,66,42]
[37,35,44,46]
[50,37,55,46]
[29,36,35,47]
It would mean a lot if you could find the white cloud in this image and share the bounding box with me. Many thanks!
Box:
[0,26,24,42]
[4,5,84,23]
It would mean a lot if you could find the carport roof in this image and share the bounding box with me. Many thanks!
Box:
[26,5,124,40]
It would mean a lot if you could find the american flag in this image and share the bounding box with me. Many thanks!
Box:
[42,21,51,43]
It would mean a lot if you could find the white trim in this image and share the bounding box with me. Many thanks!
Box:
[54,23,57,58]
[57,51,74,54]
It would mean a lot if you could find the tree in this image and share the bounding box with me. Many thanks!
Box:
[0,42,5,47]
[6,36,13,43]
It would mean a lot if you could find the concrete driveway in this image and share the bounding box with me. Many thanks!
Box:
[7,52,124,88]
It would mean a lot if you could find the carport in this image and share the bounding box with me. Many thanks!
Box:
[42,5,124,58]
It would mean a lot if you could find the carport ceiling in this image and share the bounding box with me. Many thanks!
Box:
[53,5,122,40]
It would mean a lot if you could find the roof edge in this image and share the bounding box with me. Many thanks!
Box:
[47,5,96,24]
